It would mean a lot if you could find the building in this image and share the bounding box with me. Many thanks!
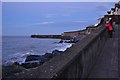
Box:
[115,3,120,15]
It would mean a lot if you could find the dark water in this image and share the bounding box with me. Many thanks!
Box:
[2,36,72,65]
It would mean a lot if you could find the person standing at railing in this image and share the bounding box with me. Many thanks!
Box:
[105,16,114,38]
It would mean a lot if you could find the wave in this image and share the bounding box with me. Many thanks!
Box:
[2,50,35,66]
[2,42,73,66]
[51,43,73,52]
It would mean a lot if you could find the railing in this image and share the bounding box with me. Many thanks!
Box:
[10,24,108,79]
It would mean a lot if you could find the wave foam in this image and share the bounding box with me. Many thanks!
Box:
[3,51,35,66]
[53,43,73,52]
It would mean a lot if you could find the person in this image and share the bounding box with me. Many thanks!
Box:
[105,17,114,38]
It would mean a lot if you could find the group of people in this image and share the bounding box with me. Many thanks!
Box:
[104,2,120,38]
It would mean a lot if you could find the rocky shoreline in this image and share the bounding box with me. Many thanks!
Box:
[2,31,82,78]
[2,49,67,77]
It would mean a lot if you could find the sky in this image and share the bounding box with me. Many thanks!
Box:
[2,2,116,36]
[1,0,120,2]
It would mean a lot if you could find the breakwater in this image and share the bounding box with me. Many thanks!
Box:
[31,34,61,39]
[31,34,72,40]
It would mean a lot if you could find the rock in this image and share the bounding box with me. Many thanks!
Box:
[22,55,48,69]
[2,64,26,78]
[13,62,20,66]
[25,55,48,63]
[59,40,63,43]
[21,61,43,69]
[65,38,79,43]
[25,55,41,62]
[52,50,63,55]
[21,50,63,69]
[43,53,54,59]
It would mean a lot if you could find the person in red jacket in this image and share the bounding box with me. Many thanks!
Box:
[105,17,113,38]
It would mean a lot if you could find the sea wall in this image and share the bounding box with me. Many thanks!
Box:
[9,23,108,79]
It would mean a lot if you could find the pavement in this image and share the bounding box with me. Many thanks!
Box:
[88,24,119,78]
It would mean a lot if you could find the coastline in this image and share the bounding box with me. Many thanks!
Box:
[2,37,73,66]
[2,38,73,77]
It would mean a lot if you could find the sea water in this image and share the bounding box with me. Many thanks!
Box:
[2,36,72,66]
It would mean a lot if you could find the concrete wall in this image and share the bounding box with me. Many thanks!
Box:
[55,25,108,78]
[11,25,108,79]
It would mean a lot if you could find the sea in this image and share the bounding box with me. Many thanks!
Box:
[2,36,72,66]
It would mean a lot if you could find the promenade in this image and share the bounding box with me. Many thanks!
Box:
[88,24,119,78]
